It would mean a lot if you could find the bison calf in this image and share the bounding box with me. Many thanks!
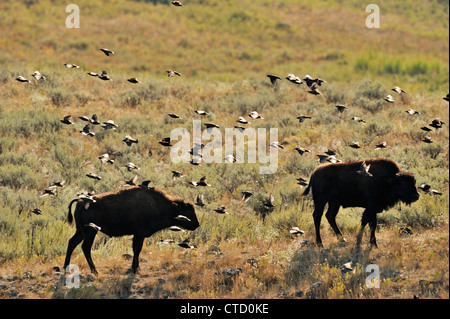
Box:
[303,158,419,248]
[64,187,200,274]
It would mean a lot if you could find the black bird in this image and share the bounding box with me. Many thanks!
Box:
[172,170,184,180]
[60,115,75,125]
[444,93,449,102]
[420,126,432,132]
[139,180,153,189]
[99,153,114,164]
[195,194,206,207]
[123,135,138,146]
[263,194,275,209]
[100,48,115,56]
[64,63,80,69]
[241,191,253,202]
[392,86,406,94]
[171,1,183,6]
[16,76,30,83]
[335,105,347,113]
[286,73,303,85]
[195,110,210,116]
[127,78,140,84]
[30,208,43,215]
[297,115,312,123]
[374,142,387,150]
[86,172,102,180]
[98,70,111,81]
[295,147,311,155]
[159,137,173,147]
[80,124,95,137]
[214,206,229,214]
[267,74,282,86]
[125,175,138,186]
[296,177,308,186]
[429,118,446,130]
[204,122,220,129]
[167,70,181,77]
[421,135,433,143]
[351,116,366,123]
[307,84,322,96]
[405,108,420,115]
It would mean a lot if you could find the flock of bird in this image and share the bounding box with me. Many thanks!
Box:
[13,2,447,232]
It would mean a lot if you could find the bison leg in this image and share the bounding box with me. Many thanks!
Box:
[131,235,145,274]
[64,229,84,271]
[356,209,379,247]
[368,215,378,248]
[313,202,326,247]
[325,201,346,243]
[81,226,98,275]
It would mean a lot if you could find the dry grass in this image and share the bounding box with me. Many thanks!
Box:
[0,0,448,300]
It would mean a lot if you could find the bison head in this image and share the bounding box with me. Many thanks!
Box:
[389,172,420,205]
[172,201,200,231]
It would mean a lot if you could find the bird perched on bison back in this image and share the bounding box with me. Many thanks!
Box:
[64,187,200,274]
[302,158,420,248]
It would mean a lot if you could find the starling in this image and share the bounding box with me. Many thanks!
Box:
[125,175,138,186]
[384,95,395,103]
[80,124,95,137]
[99,153,114,164]
[267,74,282,85]
[349,141,361,149]
[297,115,312,123]
[297,177,308,186]
[31,71,46,81]
[125,162,140,171]
[159,137,173,147]
[64,63,80,69]
[335,105,347,113]
[374,142,387,150]
[60,115,75,125]
[429,118,446,130]
[405,108,420,115]
[171,1,183,6]
[167,70,181,77]
[290,227,305,235]
[98,70,111,81]
[99,48,115,56]
[101,120,118,130]
[86,172,102,180]
[357,161,373,177]
[307,84,322,95]
[195,110,210,116]
[392,86,406,94]
[421,136,433,143]
[286,73,303,85]
[249,111,264,119]
[16,76,30,83]
[237,116,250,124]
[123,135,138,146]
[214,206,229,214]
[241,191,253,202]
[263,194,275,208]
[195,193,206,207]
[170,170,183,180]
[127,78,141,84]
[351,116,366,123]
[295,147,311,155]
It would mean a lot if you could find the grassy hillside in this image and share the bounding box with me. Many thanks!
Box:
[0,0,448,299]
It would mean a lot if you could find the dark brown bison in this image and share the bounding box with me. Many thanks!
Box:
[63,187,200,274]
[302,158,419,248]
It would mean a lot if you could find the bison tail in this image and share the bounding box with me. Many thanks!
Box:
[67,199,79,225]
[302,182,311,196]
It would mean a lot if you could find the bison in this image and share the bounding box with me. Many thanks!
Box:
[63,186,200,274]
[302,158,419,248]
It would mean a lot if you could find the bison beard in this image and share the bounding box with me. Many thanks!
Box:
[63,187,200,275]
[302,158,419,248]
